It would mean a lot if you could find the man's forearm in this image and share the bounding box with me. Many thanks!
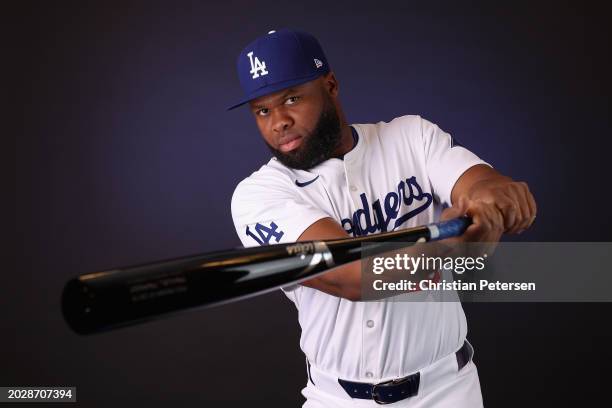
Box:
[302,241,442,301]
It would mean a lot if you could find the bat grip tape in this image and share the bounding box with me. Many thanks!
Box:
[428,218,470,241]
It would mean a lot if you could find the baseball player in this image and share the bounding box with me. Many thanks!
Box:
[229,29,536,407]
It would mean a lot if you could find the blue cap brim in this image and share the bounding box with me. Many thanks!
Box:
[226,71,327,111]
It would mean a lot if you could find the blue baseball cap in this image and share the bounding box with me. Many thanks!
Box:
[227,28,330,110]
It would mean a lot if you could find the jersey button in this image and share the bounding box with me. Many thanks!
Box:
[365,371,374,378]
[349,185,358,192]
[366,320,375,328]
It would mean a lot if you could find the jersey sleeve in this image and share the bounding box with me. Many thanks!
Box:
[231,171,330,297]
[420,117,491,207]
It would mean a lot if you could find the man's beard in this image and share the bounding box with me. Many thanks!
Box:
[265,100,342,170]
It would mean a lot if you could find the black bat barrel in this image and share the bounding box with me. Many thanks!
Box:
[62,244,325,335]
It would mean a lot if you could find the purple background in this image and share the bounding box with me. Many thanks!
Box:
[12,1,612,406]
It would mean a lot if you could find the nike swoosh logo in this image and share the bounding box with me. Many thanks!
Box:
[295,175,320,187]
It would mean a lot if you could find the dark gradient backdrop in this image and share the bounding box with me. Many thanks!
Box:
[12,1,612,407]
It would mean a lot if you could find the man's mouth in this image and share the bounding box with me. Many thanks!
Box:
[278,135,303,152]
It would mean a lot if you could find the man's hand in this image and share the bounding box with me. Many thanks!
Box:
[467,178,537,234]
[451,165,537,235]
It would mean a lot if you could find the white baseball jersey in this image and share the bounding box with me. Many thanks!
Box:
[231,115,490,381]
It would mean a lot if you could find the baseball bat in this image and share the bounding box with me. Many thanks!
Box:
[62,217,470,335]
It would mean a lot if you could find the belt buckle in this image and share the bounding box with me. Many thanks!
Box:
[372,374,417,405]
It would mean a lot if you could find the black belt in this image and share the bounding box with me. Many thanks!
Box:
[323,340,472,405]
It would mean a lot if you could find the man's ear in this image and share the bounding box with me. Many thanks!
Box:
[321,72,339,97]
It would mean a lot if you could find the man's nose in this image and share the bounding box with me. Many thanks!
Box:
[271,108,294,133]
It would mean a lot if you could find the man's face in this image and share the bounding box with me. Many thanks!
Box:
[249,77,342,170]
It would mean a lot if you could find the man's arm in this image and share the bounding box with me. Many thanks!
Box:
[298,219,443,301]
[297,218,363,301]
[297,165,537,301]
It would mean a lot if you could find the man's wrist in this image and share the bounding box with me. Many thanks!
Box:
[466,175,512,201]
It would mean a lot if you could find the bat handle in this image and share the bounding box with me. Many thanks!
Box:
[428,217,472,241]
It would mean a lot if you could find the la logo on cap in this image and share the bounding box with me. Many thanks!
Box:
[246,30,276,79]
[247,51,268,79]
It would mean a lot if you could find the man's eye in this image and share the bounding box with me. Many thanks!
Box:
[285,96,300,105]
[257,108,269,116]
